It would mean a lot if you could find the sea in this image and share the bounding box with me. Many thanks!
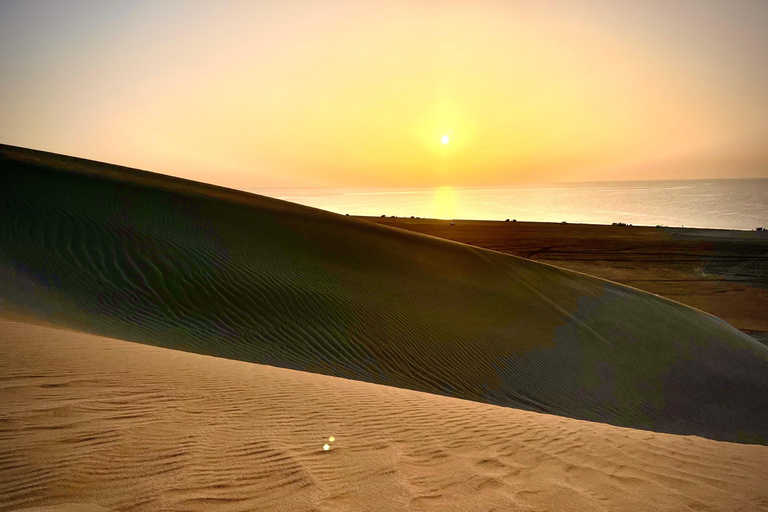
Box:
[245,178,768,231]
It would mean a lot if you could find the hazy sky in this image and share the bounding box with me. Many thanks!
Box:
[1,0,767,187]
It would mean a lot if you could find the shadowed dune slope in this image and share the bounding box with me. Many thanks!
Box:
[2,144,768,443]
[2,319,768,512]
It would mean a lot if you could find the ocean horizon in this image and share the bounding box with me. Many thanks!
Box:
[245,178,768,232]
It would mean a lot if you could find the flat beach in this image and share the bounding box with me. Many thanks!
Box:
[2,145,768,511]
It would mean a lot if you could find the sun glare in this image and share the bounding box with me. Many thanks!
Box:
[441,135,449,144]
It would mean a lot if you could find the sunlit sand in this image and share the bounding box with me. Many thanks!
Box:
[2,319,768,511]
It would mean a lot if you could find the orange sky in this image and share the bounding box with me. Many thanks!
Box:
[1,1,767,187]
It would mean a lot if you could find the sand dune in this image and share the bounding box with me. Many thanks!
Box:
[2,144,768,444]
[2,318,768,512]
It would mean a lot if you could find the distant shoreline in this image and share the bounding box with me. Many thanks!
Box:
[365,215,768,345]
[247,178,768,232]
[356,215,766,233]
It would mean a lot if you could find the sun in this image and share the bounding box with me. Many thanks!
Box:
[441,135,450,144]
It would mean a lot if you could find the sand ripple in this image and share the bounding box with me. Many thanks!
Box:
[2,144,768,443]
[1,320,767,511]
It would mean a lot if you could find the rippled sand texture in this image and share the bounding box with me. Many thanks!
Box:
[2,144,768,443]
[2,319,767,512]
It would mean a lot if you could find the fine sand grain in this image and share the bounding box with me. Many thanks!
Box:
[2,144,768,444]
[2,319,768,512]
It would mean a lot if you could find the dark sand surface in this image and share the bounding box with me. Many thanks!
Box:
[2,319,767,512]
[366,217,768,344]
[2,144,768,445]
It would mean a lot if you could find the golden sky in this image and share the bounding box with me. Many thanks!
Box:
[1,1,767,187]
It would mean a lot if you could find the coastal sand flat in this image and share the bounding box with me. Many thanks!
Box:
[367,217,768,342]
[2,318,768,512]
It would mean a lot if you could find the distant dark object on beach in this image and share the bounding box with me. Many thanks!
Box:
[450,221,455,226]
[345,213,349,216]
[562,221,567,224]
[758,227,765,231]
[381,214,385,217]
[410,216,414,219]
[612,222,634,227]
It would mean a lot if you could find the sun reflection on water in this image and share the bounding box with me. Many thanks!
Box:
[431,186,458,220]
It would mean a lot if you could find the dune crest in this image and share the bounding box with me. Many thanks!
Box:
[1,144,768,443]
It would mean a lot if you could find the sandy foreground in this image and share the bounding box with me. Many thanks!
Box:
[2,318,768,512]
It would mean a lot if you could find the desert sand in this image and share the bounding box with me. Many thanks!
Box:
[2,144,768,444]
[2,144,768,510]
[2,318,768,512]
[366,217,768,344]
